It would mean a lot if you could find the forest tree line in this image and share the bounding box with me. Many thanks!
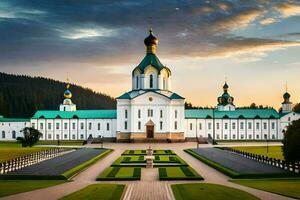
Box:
[0,72,116,118]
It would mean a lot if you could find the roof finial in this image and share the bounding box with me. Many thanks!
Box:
[285,81,288,93]
[148,16,153,33]
[66,72,70,89]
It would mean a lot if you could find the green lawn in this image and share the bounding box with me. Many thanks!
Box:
[232,146,283,160]
[36,140,85,146]
[59,184,124,200]
[159,166,203,180]
[172,183,259,200]
[231,179,300,199]
[0,142,51,162]
[97,167,141,180]
[0,180,66,197]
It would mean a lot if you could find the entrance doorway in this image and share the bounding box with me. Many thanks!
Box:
[146,125,154,138]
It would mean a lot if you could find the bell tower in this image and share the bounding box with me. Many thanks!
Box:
[281,84,292,113]
[59,79,76,112]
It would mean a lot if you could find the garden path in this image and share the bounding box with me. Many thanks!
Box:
[1,142,293,200]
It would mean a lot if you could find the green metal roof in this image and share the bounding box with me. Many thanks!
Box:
[185,108,280,119]
[32,110,117,119]
[137,53,165,72]
[0,118,30,122]
[117,89,184,100]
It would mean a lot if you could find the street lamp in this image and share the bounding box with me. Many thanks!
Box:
[212,108,215,145]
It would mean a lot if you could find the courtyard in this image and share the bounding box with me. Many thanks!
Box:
[0,142,299,200]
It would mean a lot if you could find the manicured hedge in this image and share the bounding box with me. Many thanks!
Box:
[159,166,203,180]
[97,167,141,181]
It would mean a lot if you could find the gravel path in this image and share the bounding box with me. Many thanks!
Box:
[191,148,286,174]
[9,148,106,176]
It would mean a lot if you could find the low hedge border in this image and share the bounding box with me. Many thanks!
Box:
[158,167,203,181]
[0,174,67,180]
[96,167,141,181]
[184,149,297,179]
[62,149,113,179]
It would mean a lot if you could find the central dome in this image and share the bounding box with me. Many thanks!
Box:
[144,29,158,46]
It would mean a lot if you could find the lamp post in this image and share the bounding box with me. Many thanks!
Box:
[196,120,199,149]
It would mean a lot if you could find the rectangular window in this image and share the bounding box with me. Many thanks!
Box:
[72,122,76,130]
[189,123,192,130]
[232,122,236,130]
[56,123,60,130]
[56,134,59,139]
[89,122,92,130]
[124,121,127,130]
[208,123,212,130]
[248,134,252,139]
[224,135,228,139]
[80,134,84,139]
[72,135,75,140]
[241,135,244,139]
[264,134,267,139]
[138,121,141,130]
[175,110,178,119]
[40,123,44,130]
[81,122,84,130]
[256,134,259,139]
[148,109,153,117]
[263,122,267,130]
[64,123,68,130]
[271,122,275,130]
[32,123,35,129]
[216,123,220,130]
[256,122,260,130]
[160,110,163,118]
[240,122,244,130]
[48,123,51,130]
[174,121,177,130]
[232,134,236,139]
[64,134,67,139]
[125,110,128,119]
[272,134,275,139]
[248,122,252,129]
[199,123,202,130]
[138,110,141,118]
[225,123,228,130]
[107,123,110,131]
[98,123,101,130]
[2,131,5,139]
[160,121,163,130]
[48,134,51,139]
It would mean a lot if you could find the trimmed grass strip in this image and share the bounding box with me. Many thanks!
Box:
[59,184,125,200]
[172,183,259,200]
[107,167,120,178]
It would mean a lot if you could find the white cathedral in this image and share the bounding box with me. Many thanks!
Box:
[1,30,300,142]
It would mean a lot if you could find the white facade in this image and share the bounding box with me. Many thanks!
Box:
[1,30,300,142]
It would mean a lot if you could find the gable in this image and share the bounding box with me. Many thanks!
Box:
[132,91,171,104]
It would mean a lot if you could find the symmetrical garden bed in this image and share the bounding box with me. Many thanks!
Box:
[0,148,112,180]
[98,149,202,181]
[185,148,295,179]
[97,167,141,180]
[159,166,202,180]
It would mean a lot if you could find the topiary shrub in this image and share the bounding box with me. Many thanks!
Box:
[282,119,300,162]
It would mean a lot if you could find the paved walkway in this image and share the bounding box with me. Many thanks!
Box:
[1,142,294,200]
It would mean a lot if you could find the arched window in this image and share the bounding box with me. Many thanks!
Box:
[125,110,128,119]
[138,109,141,118]
[2,131,5,139]
[136,76,139,89]
[175,110,178,119]
[149,74,153,88]
[12,131,16,139]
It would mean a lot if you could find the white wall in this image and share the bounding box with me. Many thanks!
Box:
[0,121,29,141]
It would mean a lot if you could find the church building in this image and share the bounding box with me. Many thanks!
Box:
[1,30,300,142]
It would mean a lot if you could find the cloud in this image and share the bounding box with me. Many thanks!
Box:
[259,17,277,25]
[274,2,300,18]
[61,27,118,40]
[191,6,214,15]
[210,9,263,31]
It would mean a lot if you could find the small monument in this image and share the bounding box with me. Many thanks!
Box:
[145,146,154,168]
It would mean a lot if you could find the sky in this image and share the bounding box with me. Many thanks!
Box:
[0,0,300,109]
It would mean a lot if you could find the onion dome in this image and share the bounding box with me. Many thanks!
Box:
[283,92,291,103]
[283,92,290,100]
[64,89,72,99]
[144,29,158,46]
[217,82,234,105]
